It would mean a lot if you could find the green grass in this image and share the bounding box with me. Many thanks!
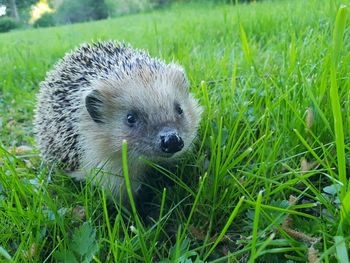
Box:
[1,0,350,261]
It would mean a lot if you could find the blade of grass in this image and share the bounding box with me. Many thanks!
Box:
[340,189,350,227]
[288,32,296,74]
[101,190,119,261]
[249,190,263,263]
[180,174,207,249]
[255,233,276,258]
[204,196,245,260]
[174,225,184,262]
[122,140,150,263]
[240,23,252,65]
[143,160,195,196]
[329,4,348,200]
[151,188,167,252]
[332,5,348,63]
[0,246,12,261]
[244,199,318,220]
[334,236,349,263]
[198,80,210,154]
[293,129,336,178]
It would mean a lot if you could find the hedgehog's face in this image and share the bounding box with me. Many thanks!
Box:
[84,64,202,160]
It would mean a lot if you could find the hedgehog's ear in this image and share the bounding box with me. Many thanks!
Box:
[168,63,189,93]
[85,90,104,123]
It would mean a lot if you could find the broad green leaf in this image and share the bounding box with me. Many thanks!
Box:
[72,222,98,258]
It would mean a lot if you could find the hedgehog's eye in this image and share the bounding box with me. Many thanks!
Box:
[175,104,183,115]
[126,113,137,126]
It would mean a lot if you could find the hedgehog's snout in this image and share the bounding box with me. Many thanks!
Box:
[159,128,184,154]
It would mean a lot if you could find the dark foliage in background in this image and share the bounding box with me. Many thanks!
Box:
[0,0,263,30]
[54,0,108,24]
[0,17,18,32]
[151,0,172,8]
[33,12,55,28]
[1,0,36,22]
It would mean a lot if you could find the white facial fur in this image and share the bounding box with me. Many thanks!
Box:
[76,63,202,197]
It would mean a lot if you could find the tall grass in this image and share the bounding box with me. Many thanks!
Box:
[0,0,349,261]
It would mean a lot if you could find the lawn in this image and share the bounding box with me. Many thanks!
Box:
[0,0,350,262]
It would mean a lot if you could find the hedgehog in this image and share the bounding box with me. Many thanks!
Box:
[34,41,202,200]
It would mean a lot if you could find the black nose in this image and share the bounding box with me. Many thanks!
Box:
[160,132,184,154]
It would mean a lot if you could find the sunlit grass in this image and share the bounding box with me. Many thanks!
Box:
[0,0,349,261]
